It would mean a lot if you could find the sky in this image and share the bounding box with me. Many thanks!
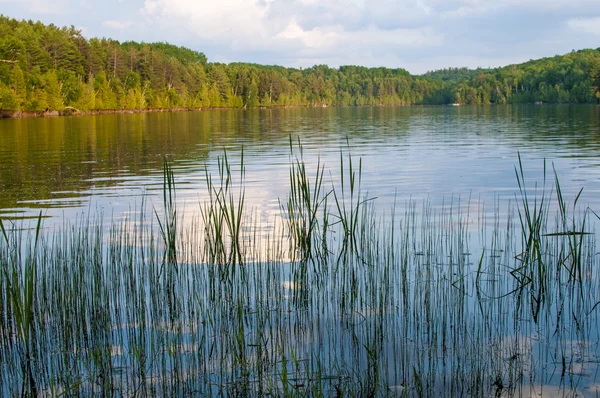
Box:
[1,0,599,74]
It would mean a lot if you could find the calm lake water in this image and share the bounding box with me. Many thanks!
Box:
[2,105,600,226]
[2,105,600,396]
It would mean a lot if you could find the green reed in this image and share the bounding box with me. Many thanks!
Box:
[0,147,599,397]
[1,212,42,396]
[201,149,246,279]
[156,158,178,269]
[282,137,329,265]
[552,164,588,288]
[331,143,376,255]
[514,153,549,323]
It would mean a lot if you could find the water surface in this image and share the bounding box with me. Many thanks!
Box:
[2,105,600,396]
[2,105,600,225]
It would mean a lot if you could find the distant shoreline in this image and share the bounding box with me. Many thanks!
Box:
[1,17,598,121]
[3,102,587,120]
[0,103,416,119]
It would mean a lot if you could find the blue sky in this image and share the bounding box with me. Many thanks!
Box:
[1,0,599,74]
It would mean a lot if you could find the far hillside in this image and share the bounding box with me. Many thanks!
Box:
[426,50,600,104]
[0,15,599,115]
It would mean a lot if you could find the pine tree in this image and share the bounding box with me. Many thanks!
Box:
[57,69,82,106]
[198,84,209,107]
[77,75,95,111]
[44,69,64,111]
[208,82,221,107]
[591,57,600,102]
[246,78,259,107]
[25,67,48,112]
[94,70,116,109]
[0,83,19,111]
[10,65,26,109]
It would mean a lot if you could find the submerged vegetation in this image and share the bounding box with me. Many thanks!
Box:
[1,14,600,114]
[1,143,600,396]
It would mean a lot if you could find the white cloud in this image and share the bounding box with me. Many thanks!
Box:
[2,0,69,14]
[276,22,442,59]
[567,17,600,35]
[498,0,592,9]
[139,0,600,71]
[3,0,599,73]
[427,0,599,19]
[276,20,341,50]
[434,0,594,12]
[140,0,443,65]
[102,20,133,30]
[142,0,272,40]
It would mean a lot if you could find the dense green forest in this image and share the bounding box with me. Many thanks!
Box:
[1,15,599,114]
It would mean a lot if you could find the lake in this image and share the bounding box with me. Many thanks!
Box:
[2,105,600,224]
[1,105,600,396]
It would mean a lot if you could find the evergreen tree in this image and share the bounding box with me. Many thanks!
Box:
[1,15,599,114]
[0,83,19,111]
[25,66,48,111]
[77,75,95,111]
[591,57,600,102]
[10,64,26,109]
[94,70,117,109]
[44,69,63,110]
[57,69,82,106]
[208,82,221,107]
[198,84,209,107]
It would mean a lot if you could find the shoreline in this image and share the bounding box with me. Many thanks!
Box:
[0,103,485,120]
[1,102,591,120]
[0,104,334,119]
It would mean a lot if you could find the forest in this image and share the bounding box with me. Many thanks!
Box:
[1,15,599,114]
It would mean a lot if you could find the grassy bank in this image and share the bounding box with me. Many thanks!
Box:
[1,144,599,397]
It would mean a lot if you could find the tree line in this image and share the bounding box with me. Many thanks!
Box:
[0,15,599,114]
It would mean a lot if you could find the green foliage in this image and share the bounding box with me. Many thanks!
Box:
[94,70,117,109]
[433,50,600,104]
[57,69,81,105]
[208,82,221,107]
[10,65,26,109]
[0,35,26,68]
[76,76,95,111]
[1,14,599,114]
[590,57,600,101]
[44,69,63,111]
[0,83,19,111]
[24,67,48,112]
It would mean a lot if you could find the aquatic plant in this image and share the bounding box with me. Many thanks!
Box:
[0,147,598,397]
